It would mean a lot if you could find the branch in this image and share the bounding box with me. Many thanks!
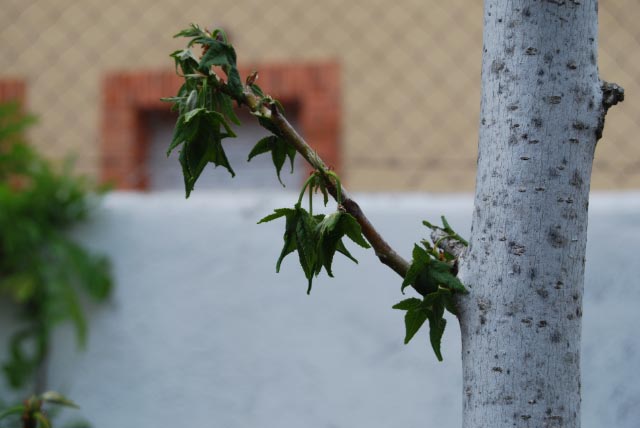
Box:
[233,83,411,279]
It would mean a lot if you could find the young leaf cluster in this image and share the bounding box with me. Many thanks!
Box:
[166,26,370,293]
[393,217,468,361]
[0,102,112,389]
[247,135,295,186]
[163,25,243,196]
[0,391,78,428]
[259,173,370,294]
[164,24,299,196]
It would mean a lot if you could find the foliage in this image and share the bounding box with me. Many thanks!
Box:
[0,102,112,390]
[258,172,371,294]
[164,24,468,361]
[392,217,467,360]
[163,24,371,295]
[0,391,78,428]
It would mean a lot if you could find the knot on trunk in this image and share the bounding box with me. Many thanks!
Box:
[602,81,625,112]
[596,81,625,140]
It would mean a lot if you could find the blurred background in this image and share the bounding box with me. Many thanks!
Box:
[1,0,638,192]
[1,1,639,428]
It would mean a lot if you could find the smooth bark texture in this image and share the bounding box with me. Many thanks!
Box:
[457,1,616,427]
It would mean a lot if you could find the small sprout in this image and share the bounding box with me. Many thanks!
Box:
[246,70,259,86]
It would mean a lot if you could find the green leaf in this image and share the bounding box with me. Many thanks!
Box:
[426,259,467,294]
[257,116,283,137]
[167,114,197,155]
[275,209,299,272]
[295,208,319,294]
[212,90,240,125]
[247,136,296,186]
[247,136,276,161]
[422,286,451,308]
[257,208,293,224]
[0,405,24,421]
[184,107,205,123]
[250,83,265,98]
[392,298,423,311]
[198,40,231,70]
[315,211,369,278]
[40,391,80,409]
[335,240,357,264]
[226,67,244,98]
[403,305,430,344]
[338,213,370,248]
[170,49,200,76]
[428,314,447,361]
[173,109,237,197]
[401,244,430,293]
[173,25,206,39]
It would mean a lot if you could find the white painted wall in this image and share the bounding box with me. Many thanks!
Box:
[1,192,638,427]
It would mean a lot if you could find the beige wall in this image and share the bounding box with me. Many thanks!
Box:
[1,0,637,191]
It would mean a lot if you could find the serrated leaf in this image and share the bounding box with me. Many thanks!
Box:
[247,136,296,186]
[270,139,288,185]
[247,136,275,161]
[226,67,244,98]
[167,115,197,155]
[184,107,205,123]
[403,306,430,344]
[315,212,366,278]
[338,213,370,248]
[401,244,430,293]
[34,412,52,428]
[422,287,451,308]
[275,209,299,272]
[257,208,293,224]
[426,259,467,293]
[180,134,210,197]
[294,208,319,294]
[170,49,200,76]
[335,240,357,264]
[213,90,240,125]
[392,298,423,311]
[175,109,237,197]
[443,293,459,316]
[428,314,447,361]
[198,40,231,70]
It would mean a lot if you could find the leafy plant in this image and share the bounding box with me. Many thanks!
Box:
[0,102,112,390]
[163,24,468,360]
[0,391,78,428]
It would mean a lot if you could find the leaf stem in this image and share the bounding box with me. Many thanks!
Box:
[297,173,317,206]
[326,171,342,205]
[308,181,313,215]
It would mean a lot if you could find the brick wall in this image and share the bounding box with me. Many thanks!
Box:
[0,80,25,105]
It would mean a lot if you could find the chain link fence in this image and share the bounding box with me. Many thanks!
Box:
[0,0,638,191]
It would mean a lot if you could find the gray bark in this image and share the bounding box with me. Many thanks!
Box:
[457,1,621,427]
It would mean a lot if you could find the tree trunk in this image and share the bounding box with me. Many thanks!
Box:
[457,1,622,427]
